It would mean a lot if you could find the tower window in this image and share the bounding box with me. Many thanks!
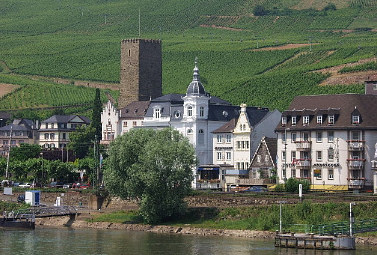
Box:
[200,106,204,117]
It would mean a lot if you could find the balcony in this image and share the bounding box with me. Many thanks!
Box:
[347,141,365,151]
[347,159,365,169]
[347,178,365,189]
[295,141,311,151]
[295,159,311,169]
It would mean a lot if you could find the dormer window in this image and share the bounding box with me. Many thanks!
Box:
[317,115,322,124]
[188,106,193,117]
[352,115,360,124]
[154,108,161,119]
[281,117,287,125]
[291,117,296,126]
[328,115,334,125]
[303,116,309,125]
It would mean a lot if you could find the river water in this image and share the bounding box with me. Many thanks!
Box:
[0,228,376,255]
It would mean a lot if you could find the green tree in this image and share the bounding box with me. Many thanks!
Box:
[104,128,196,224]
[45,160,74,182]
[76,157,95,184]
[68,125,95,159]
[91,88,102,140]
[10,144,41,161]
[253,5,269,16]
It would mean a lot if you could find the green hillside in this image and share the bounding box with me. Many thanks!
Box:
[0,0,376,114]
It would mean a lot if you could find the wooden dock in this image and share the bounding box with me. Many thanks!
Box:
[275,232,355,250]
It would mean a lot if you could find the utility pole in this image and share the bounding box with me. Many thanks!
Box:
[5,126,13,179]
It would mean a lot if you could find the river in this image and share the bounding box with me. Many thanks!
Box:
[0,228,376,255]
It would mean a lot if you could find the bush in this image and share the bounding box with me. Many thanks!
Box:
[323,3,337,11]
[285,178,310,193]
[253,5,269,16]
[274,184,285,192]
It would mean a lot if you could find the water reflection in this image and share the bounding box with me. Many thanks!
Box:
[0,228,376,255]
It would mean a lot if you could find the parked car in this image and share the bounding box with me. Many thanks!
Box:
[19,183,31,188]
[79,183,90,189]
[49,182,64,188]
[63,183,72,189]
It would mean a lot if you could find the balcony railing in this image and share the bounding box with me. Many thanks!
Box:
[295,159,311,168]
[347,178,365,188]
[347,159,365,169]
[295,141,311,151]
[196,180,221,190]
[237,178,274,185]
[347,141,365,151]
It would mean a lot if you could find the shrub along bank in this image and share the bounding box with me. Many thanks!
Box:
[90,201,377,233]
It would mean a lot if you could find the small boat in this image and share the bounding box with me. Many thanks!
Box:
[0,218,35,229]
[0,211,35,230]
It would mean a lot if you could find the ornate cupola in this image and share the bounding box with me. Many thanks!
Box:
[186,58,207,96]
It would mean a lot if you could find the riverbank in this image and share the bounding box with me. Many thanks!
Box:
[36,214,377,246]
[36,214,275,239]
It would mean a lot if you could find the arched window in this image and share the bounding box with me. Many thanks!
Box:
[187,129,193,135]
[188,106,193,117]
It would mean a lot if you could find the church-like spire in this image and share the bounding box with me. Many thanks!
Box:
[186,57,206,96]
[193,57,200,82]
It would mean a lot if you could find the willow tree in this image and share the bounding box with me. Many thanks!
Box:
[104,128,196,224]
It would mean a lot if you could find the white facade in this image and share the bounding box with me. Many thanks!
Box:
[101,101,120,143]
[276,93,377,191]
[39,115,90,148]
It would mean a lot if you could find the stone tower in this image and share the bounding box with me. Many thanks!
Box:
[119,39,162,108]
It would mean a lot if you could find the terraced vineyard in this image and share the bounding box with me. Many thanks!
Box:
[0,0,376,114]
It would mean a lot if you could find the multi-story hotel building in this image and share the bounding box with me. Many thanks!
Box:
[39,115,91,149]
[275,83,377,191]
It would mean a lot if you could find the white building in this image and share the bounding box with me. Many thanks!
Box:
[275,88,377,191]
[101,61,280,189]
[101,100,150,145]
[39,115,90,148]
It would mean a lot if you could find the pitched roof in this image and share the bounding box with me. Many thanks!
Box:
[212,118,237,133]
[42,115,91,124]
[0,112,11,119]
[250,136,277,168]
[276,94,377,130]
[209,105,270,126]
[264,137,277,165]
[120,101,150,119]
[0,123,32,132]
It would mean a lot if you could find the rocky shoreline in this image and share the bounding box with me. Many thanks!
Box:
[35,215,377,246]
